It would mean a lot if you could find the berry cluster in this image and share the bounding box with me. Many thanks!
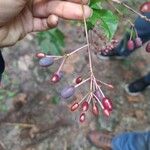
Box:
[127,26,143,51]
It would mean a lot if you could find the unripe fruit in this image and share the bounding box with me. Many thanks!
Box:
[76,76,82,84]
[61,86,75,99]
[102,97,113,111]
[92,104,99,116]
[135,37,142,48]
[80,113,86,123]
[36,52,46,58]
[127,40,134,51]
[71,102,79,111]
[39,57,54,67]
[146,42,150,53]
[81,101,89,111]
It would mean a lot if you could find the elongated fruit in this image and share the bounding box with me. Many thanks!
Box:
[36,52,45,58]
[81,101,89,111]
[39,57,54,67]
[51,71,63,83]
[135,37,142,48]
[76,76,82,84]
[92,104,99,116]
[71,102,79,111]
[80,113,86,123]
[94,90,103,101]
[103,109,111,117]
[61,86,75,99]
[146,42,150,53]
[127,40,134,51]
[102,97,113,111]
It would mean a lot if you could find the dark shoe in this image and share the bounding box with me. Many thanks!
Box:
[125,77,150,96]
[87,130,113,150]
[97,49,125,60]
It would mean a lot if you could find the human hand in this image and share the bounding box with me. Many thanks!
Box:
[0,0,92,47]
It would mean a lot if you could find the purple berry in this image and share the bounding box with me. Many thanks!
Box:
[61,86,75,99]
[135,37,142,48]
[39,57,54,67]
[146,42,150,53]
[127,40,134,51]
[94,90,103,101]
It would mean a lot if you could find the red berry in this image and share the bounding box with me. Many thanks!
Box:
[92,104,99,116]
[102,97,113,111]
[146,42,150,53]
[135,37,142,48]
[79,113,86,123]
[36,52,45,58]
[127,40,134,51]
[51,74,60,83]
[103,109,111,117]
[71,102,79,111]
[81,101,89,111]
[76,77,82,84]
[140,2,150,13]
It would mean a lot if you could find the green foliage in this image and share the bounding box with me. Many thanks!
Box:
[51,96,60,105]
[87,0,119,40]
[36,28,65,55]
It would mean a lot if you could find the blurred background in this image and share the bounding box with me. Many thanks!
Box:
[0,0,150,149]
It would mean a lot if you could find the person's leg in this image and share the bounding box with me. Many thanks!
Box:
[87,130,150,150]
[125,72,150,95]
[0,50,5,84]
[112,131,150,150]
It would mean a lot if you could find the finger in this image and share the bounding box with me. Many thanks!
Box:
[33,14,58,32]
[33,1,92,20]
[66,0,89,5]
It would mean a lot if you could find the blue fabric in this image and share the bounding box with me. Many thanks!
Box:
[144,72,150,83]
[115,13,150,56]
[112,131,150,150]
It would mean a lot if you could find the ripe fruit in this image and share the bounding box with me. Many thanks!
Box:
[71,102,79,111]
[102,97,113,111]
[127,40,134,51]
[81,101,89,111]
[39,57,54,67]
[80,113,86,123]
[76,76,82,84]
[51,74,60,83]
[61,86,75,99]
[36,52,46,58]
[92,104,99,116]
[140,2,150,13]
[135,37,142,48]
[146,42,150,53]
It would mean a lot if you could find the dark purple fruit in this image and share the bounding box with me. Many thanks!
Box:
[127,40,134,51]
[135,37,142,48]
[61,86,75,99]
[39,57,54,67]
[146,42,150,53]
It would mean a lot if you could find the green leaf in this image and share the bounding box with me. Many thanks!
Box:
[36,28,65,55]
[87,9,118,40]
[51,96,60,105]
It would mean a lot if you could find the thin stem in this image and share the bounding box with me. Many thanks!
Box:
[111,0,150,22]
[67,44,88,56]
[57,56,68,73]
[46,55,63,58]
[78,93,90,105]
[74,77,90,88]
[93,94,104,109]
[96,79,114,89]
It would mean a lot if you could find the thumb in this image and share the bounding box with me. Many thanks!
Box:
[0,0,30,26]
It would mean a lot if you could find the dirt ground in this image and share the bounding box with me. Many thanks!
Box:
[0,10,150,150]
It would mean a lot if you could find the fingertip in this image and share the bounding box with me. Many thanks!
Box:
[47,15,59,28]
